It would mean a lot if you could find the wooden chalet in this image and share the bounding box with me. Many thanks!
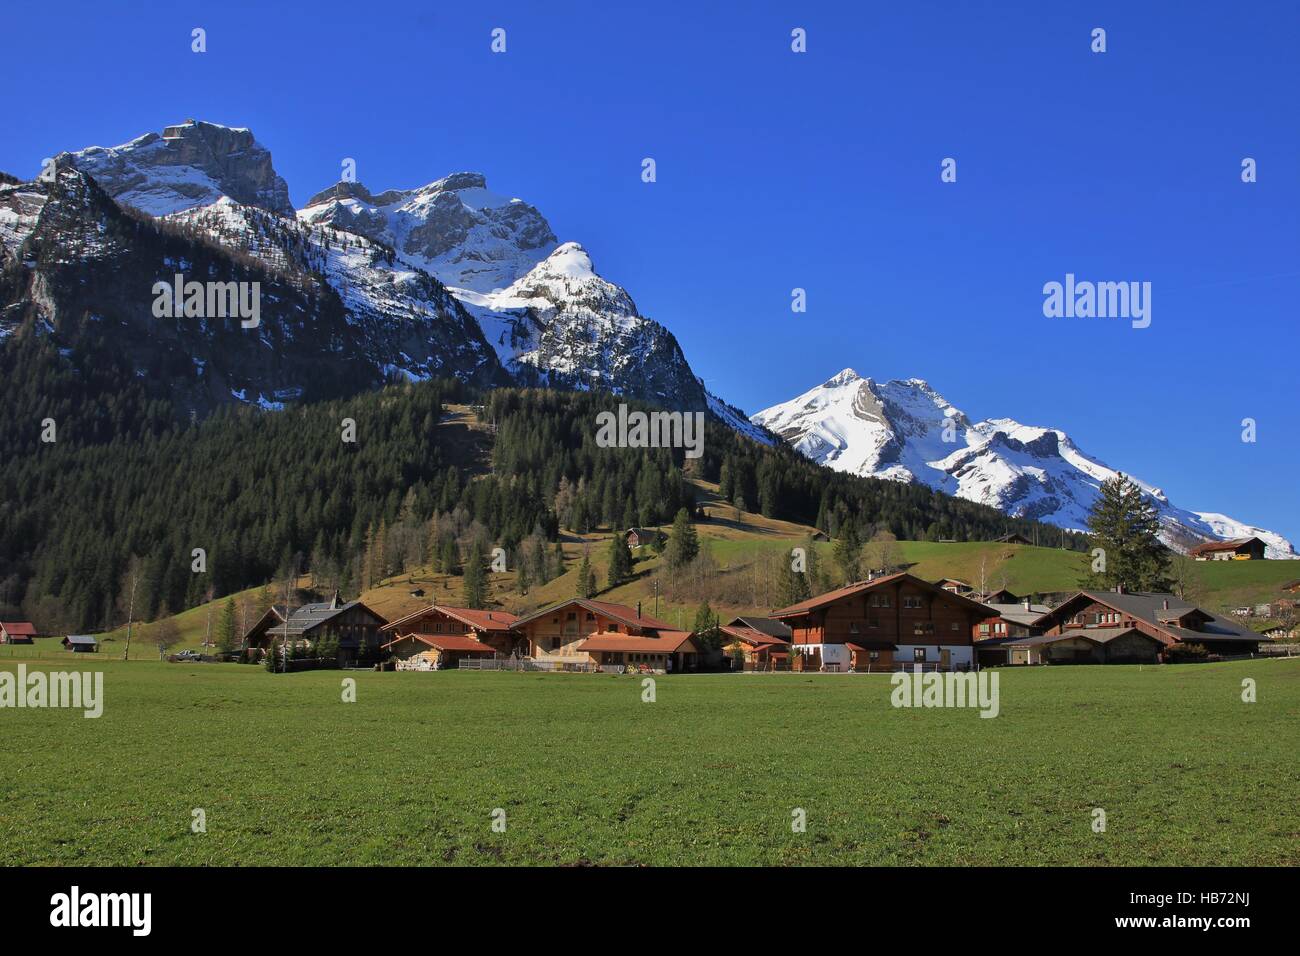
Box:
[934,578,974,596]
[625,528,665,550]
[242,591,387,666]
[0,621,37,644]
[62,635,98,653]
[993,628,1163,665]
[1189,537,1267,561]
[510,598,699,672]
[720,616,792,670]
[380,605,520,669]
[769,573,991,672]
[1037,588,1261,659]
[995,532,1032,546]
[973,598,1052,666]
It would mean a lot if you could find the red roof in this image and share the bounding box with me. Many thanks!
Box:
[1189,537,1263,555]
[0,622,36,636]
[382,605,518,633]
[576,631,698,654]
[511,598,675,633]
[770,573,990,618]
[381,633,496,653]
[720,625,787,647]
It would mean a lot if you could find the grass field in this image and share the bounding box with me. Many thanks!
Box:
[2,658,1296,866]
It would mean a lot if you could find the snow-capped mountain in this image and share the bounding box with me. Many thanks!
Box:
[754,368,1298,558]
[27,120,718,415]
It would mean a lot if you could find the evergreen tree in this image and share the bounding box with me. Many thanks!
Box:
[692,600,721,650]
[663,508,699,570]
[215,597,237,654]
[607,533,633,588]
[576,550,596,598]
[833,525,861,584]
[462,539,489,609]
[1083,474,1171,592]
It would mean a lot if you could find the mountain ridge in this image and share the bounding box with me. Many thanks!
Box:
[753,368,1297,558]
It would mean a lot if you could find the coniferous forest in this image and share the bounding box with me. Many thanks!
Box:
[0,333,1086,632]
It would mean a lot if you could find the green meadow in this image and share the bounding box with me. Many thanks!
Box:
[2,658,1296,866]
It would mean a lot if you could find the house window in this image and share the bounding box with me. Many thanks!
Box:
[849,622,860,634]
[913,648,927,662]
[869,651,880,661]
[913,622,935,636]
[870,595,880,607]
[950,622,960,631]
[867,618,879,629]
[979,623,990,635]
[585,612,595,621]
[550,637,562,652]
[567,613,577,621]
[903,596,923,609]
[879,595,891,608]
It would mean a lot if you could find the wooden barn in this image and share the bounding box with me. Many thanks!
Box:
[769,573,990,672]
[0,622,37,644]
[625,528,665,550]
[62,635,98,653]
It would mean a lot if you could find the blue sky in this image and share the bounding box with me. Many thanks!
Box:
[3,1,1297,540]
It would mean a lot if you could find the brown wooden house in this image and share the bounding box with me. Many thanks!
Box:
[720,616,792,670]
[1037,588,1261,659]
[769,573,991,672]
[242,592,387,666]
[380,605,520,669]
[1189,537,1267,561]
[510,598,698,672]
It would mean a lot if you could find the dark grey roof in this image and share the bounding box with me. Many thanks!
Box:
[1076,590,1258,643]
[731,616,792,639]
[268,600,365,637]
[64,634,98,645]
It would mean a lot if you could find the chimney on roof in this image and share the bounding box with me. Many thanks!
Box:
[1023,597,1032,611]
[330,589,341,610]
[636,601,642,619]
[1162,599,1169,610]
[1114,584,1125,595]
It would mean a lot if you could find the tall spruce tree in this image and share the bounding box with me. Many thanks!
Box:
[607,534,633,588]
[462,539,489,609]
[1083,474,1171,592]
[663,508,699,570]
[576,551,596,598]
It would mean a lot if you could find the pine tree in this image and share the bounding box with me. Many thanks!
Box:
[833,525,861,584]
[462,539,489,609]
[576,551,596,598]
[1083,474,1171,592]
[607,533,633,588]
[215,597,237,654]
[663,508,699,570]
[692,600,721,650]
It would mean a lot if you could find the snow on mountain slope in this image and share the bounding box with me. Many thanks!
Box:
[298,174,557,293]
[61,120,293,217]
[754,368,1297,558]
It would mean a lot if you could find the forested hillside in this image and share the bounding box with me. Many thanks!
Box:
[1,354,1086,632]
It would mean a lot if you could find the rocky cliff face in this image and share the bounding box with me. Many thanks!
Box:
[61,120,293,217]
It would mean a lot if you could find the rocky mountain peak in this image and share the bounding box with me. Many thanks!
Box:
[60,120,293,217]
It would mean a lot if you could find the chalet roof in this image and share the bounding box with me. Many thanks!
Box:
[0,622,37,636]
[382,605,518,633]
[576,631,698,654]
[981,602,1052,626]
[64,635,98,646]
[1053,591,1258,644]
[727,616,792,639]
[380,633,496,653]
[720,625,787,647]
[268,599,383,637]
[770,573,992,619]
[510,598,674,633]
[625,527,664,538]
[1189,537,1264,555]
